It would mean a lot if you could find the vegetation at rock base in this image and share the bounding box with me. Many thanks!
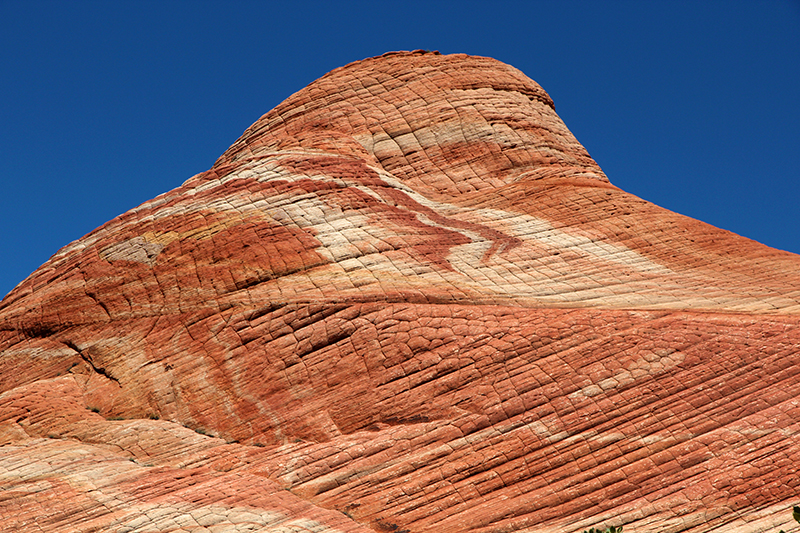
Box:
[778,505,800,533]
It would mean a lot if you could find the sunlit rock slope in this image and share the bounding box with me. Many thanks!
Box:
[2,50,799,533]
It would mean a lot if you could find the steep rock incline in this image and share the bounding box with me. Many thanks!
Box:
[1,51,799,533]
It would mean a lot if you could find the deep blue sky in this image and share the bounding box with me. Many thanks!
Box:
[2,1,798,299]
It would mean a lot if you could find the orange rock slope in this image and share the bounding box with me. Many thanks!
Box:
[2,51,799,532]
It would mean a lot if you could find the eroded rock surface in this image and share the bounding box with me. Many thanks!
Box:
[2,51,799,532]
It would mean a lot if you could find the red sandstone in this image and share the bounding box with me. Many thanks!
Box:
[1,51,799,532]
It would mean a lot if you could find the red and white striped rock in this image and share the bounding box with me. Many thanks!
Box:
[1,51,799,532]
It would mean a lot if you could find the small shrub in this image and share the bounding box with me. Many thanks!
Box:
[778,505,800,533]
[583,527,622,533]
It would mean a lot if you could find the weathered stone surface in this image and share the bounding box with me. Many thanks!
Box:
[2,51,799,532]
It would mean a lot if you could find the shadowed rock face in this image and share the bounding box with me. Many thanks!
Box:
[1,51,799,533]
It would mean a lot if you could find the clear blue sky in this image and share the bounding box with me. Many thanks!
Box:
[1,0,798,299]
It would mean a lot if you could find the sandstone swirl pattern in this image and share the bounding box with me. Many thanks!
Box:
[2,51,799,532]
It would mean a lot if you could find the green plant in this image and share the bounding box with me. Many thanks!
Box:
[778,505,800,533]
[583,527,622,533]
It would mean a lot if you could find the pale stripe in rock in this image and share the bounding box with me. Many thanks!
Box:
[0,440,352,533]
[111,503,341,533]
[57,150,800,312]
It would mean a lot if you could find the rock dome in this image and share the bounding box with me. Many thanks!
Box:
[1,51,799,532]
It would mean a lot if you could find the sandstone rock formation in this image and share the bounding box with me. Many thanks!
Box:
[2,50,799,532]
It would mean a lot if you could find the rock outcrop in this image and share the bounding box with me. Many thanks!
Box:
[2,51,799,532]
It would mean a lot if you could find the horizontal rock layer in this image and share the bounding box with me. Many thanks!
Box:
[2,51,799,532]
